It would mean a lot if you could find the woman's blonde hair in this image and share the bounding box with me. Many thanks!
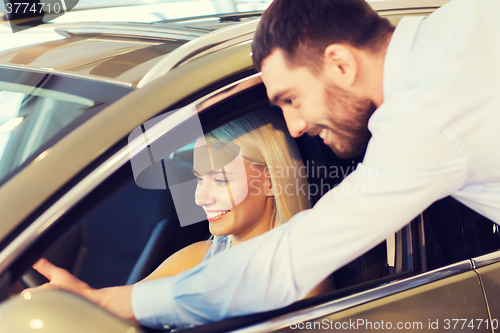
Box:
[205,109,310,232]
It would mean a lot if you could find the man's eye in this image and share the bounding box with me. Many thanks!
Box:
[284,98,294,105]
[196,177,203,184]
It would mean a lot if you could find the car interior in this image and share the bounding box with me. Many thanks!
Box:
[5,75,500,332]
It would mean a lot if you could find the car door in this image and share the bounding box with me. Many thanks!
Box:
[474,256,500,332]
[465,205,500,332]
[206,201,487,333]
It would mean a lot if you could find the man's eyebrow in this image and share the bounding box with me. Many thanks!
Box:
[269,89,291,105]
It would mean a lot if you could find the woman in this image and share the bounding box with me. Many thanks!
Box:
[139,110,334,296]
[29,109,334,321]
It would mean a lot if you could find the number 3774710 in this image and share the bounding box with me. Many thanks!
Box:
[5,1,66,14]
[442,319,498,330]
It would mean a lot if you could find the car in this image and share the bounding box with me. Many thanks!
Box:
[1,0,500,332]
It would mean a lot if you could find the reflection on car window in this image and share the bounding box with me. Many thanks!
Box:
[0,67,133,187]
[462,204,500,258]
[0,82,95,184]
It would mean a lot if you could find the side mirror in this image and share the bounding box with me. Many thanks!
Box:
[0,289,144,333]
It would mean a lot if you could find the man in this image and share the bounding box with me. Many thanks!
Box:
[32,0,500,329]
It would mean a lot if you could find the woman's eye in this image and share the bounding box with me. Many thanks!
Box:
[214,178,228,185]
[196,177,203,184]
[284,98,294,105]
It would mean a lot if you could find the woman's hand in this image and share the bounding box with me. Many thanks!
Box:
[24,259,139,325]
[25,258,94,298]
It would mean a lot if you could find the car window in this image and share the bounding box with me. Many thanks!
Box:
[0,84,92,179]
[420,196,500,270]
[22,163,209,290]
[462,203,500,258]
[0,68,132,187]
[421,197,466,271]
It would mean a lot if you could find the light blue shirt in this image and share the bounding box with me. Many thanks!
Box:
[132,0,500,329]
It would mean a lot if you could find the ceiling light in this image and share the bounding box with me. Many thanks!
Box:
[0,117,25,133]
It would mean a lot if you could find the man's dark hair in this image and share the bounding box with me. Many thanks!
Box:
[252,0,394,72]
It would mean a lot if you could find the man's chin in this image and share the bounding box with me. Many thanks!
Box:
[328,142,366,159]
[331,148,357,159]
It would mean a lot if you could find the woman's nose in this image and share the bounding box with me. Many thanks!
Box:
[195,181,215,206]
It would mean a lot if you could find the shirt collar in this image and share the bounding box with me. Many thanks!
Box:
[383,16,425,101]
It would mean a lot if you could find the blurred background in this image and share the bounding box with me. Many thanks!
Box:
[0,0,273,21]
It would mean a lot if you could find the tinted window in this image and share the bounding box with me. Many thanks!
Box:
[422,196,466,271]
[462,204,500,258]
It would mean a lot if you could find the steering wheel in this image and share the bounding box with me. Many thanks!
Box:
[20,267,49,288]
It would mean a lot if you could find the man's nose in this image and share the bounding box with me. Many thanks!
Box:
[195,182,215,206]
[282,109,308,138]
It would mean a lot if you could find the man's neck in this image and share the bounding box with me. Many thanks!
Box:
[359,32,393,108]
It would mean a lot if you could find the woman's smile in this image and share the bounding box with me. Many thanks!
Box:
[206,210,230,222]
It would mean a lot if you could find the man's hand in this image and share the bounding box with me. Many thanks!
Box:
[26,258,139,326]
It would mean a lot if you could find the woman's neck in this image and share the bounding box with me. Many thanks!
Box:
[231,197,274,246]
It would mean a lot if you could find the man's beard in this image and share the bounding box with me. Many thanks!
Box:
[319,82,376,159]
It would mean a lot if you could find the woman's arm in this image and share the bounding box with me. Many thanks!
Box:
[27,240,210,324]
[29,259,138,324]
[141,240,210,281]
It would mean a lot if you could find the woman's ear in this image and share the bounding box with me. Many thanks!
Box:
[263,167,274,197]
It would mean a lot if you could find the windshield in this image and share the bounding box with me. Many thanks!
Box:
[0,83,93,181]
[0,69,132,186]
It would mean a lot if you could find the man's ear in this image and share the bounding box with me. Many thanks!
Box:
[263,167,274,197]
[323,44,358,89]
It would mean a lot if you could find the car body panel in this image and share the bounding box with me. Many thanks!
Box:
[278,270,488,332]
[0,289,144,333]
[0,32,189,87]
[474,256,500,331]
[368,0,450,11]
[229,260,483,333]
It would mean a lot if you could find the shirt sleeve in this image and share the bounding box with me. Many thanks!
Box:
[132,104,469,330]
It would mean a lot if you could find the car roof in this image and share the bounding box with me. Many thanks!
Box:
[0,11,261,87]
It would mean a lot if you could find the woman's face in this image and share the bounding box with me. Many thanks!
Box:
[193,138,274,243]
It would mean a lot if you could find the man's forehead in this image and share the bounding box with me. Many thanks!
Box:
[261,51,294,101]
[261,49,317,103]
[261,49,290,82]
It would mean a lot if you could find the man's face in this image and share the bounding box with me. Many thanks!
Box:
[261,49,376,159]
